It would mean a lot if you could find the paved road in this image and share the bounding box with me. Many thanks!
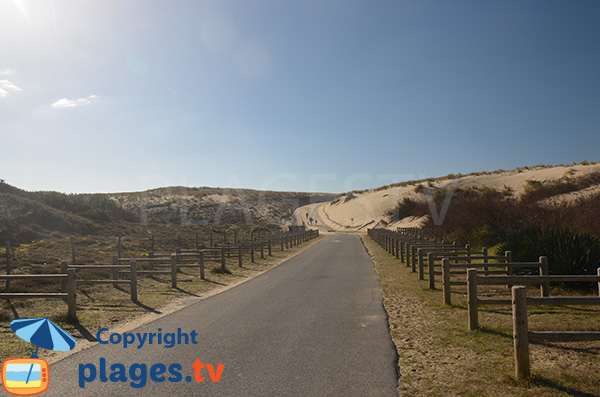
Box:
[46,233,398,396]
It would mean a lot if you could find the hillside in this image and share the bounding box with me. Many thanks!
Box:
[0,180,334,244]
[293,162,600,238]
[110,186,334,229]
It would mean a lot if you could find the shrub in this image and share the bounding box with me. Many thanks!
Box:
[386,197,426,221]
[497,227,600,279]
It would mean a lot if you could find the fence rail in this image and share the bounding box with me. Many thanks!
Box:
[1,229,319,321]
[367,227,600,380]
[512,286,600,380]
[0,271,77,320]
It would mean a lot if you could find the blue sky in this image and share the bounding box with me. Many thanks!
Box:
[1,0,599,194]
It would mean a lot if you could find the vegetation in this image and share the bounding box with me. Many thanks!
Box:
[363,234,600,396]
[498,227,600,280]
[0,179,332,361]
[0,180,334,244]
[388,170,600,255]
[352,161,597,195]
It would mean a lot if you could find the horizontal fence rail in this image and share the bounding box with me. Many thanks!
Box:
[2,228,319,320]
[0,270,77,320]
[368,226,600,380]
[512,286,600,380]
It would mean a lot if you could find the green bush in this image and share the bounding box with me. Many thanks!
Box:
[497,227,600,277]
[387,197,423,221]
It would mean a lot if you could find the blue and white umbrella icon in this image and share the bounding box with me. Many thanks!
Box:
[9,318,77,386]
[10,318,77,358]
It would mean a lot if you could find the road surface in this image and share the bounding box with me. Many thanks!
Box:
[46,233,398,396]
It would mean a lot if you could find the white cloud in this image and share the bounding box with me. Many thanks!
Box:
[0,69,14,76]
[51,95,97,108]
[0,79,22,97]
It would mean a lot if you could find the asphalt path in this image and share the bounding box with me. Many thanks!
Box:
[46,233,398,396]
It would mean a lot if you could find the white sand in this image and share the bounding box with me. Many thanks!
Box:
[293,163,600,232]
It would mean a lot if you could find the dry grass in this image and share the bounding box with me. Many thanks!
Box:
[361,234,600,397]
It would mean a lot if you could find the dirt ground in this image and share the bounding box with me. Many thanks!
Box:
[360,233,600,397]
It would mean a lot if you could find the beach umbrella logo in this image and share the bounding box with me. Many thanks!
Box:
[1,318,77,396]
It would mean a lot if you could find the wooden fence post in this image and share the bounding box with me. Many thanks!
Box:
[512,286,530,380]
[268,239,272,256]
[468,268,478,330]
[238,245,243,267]
[418,251,426,280]
[442,258,451,305]
[260,242,265,259]
[466,244,471,264]
[483,247,489,276]
[506,250,513,290]
[428,253,435,289]
[280,237,284,251]
[597,267,600,297]
[171,254,178,289]
[148,251,154,270]
[118,236,122,258]
[251,243,255,263]
[112,256,119,286]
[61,261,68,293]
[199,251,205,280]
[540,256,550,297]
[400,241,404,263]
[130,260,138,303]
[221,247,226,272]
[505,251,513,275]
[67,269,77,321]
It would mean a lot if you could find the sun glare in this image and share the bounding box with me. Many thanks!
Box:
[10,0,30,21]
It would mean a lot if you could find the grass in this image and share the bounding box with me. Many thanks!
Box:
[0,235,322,362]
[361,234,600,396]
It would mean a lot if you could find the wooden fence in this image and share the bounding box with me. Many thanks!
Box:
[368,227,600,379]
[466,267,600,330]
[1,229,319,320]
[442,257,547,306]
[0,271,77,320]
[512,286,600,379]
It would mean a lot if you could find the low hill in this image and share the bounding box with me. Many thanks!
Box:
[0,180,334,244]
[293,162,600,240]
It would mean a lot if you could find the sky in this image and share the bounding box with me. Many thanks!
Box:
[1,0,599,194]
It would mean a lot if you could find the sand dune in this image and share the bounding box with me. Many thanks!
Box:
[293,163,600,232]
